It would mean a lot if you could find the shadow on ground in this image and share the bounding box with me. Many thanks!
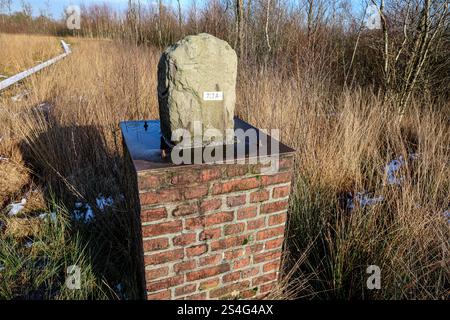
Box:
[18,119,145,299]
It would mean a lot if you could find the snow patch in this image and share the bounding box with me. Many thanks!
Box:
[34,102,53,113]
[0,263,5,272]
[73,203,94,223]
[39,212,57,222]
[11,90,31,102]
[444,210,450,224]
[385,156,405,185]
[114,282,128,300]
[24,240,34,248]
[96,196,114,211]
[347,192,384,210]
[356,193,384,208]
[72,195,115,223]
[8,199,27,216]
[385,153,419,186]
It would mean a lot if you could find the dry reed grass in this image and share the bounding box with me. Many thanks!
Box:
[0,33,448,299]
[0,161,28,206]
[0,33,60,76]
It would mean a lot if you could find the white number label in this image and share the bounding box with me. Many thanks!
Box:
[203,91,224,101]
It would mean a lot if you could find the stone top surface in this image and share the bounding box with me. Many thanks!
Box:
[120,118,295,172]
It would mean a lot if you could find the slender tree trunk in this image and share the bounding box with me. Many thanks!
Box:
[157,0,163,47]
[235,0,245,57]
[380,0,389,88]
[245,0,252,57]
[399,0,447,115]
[371,0,390,101]
[307,0,314,39]
[345,5,367,87]
[177,0,183,36]
[265,0,272,53]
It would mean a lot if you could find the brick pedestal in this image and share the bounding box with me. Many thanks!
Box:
[121,119,295,300]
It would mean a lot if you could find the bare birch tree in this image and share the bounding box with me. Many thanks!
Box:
[177,0,183,35]
[157,0,163,47]
[265,0,272,53]
[370,0,449,114]
[235,0,245,57]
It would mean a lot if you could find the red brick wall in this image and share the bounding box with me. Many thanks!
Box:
[136,154,294,300]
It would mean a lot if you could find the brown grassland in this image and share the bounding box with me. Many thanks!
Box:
[0,33,60,76]
[0,31,448,299]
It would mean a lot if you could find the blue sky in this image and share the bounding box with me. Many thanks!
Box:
[4,0,363,19]
[6,0,164,18]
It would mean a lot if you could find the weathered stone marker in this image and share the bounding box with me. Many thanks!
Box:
[157,33,237,146]
[120,33,295,300]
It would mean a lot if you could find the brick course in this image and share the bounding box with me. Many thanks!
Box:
[136,154,294,300]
